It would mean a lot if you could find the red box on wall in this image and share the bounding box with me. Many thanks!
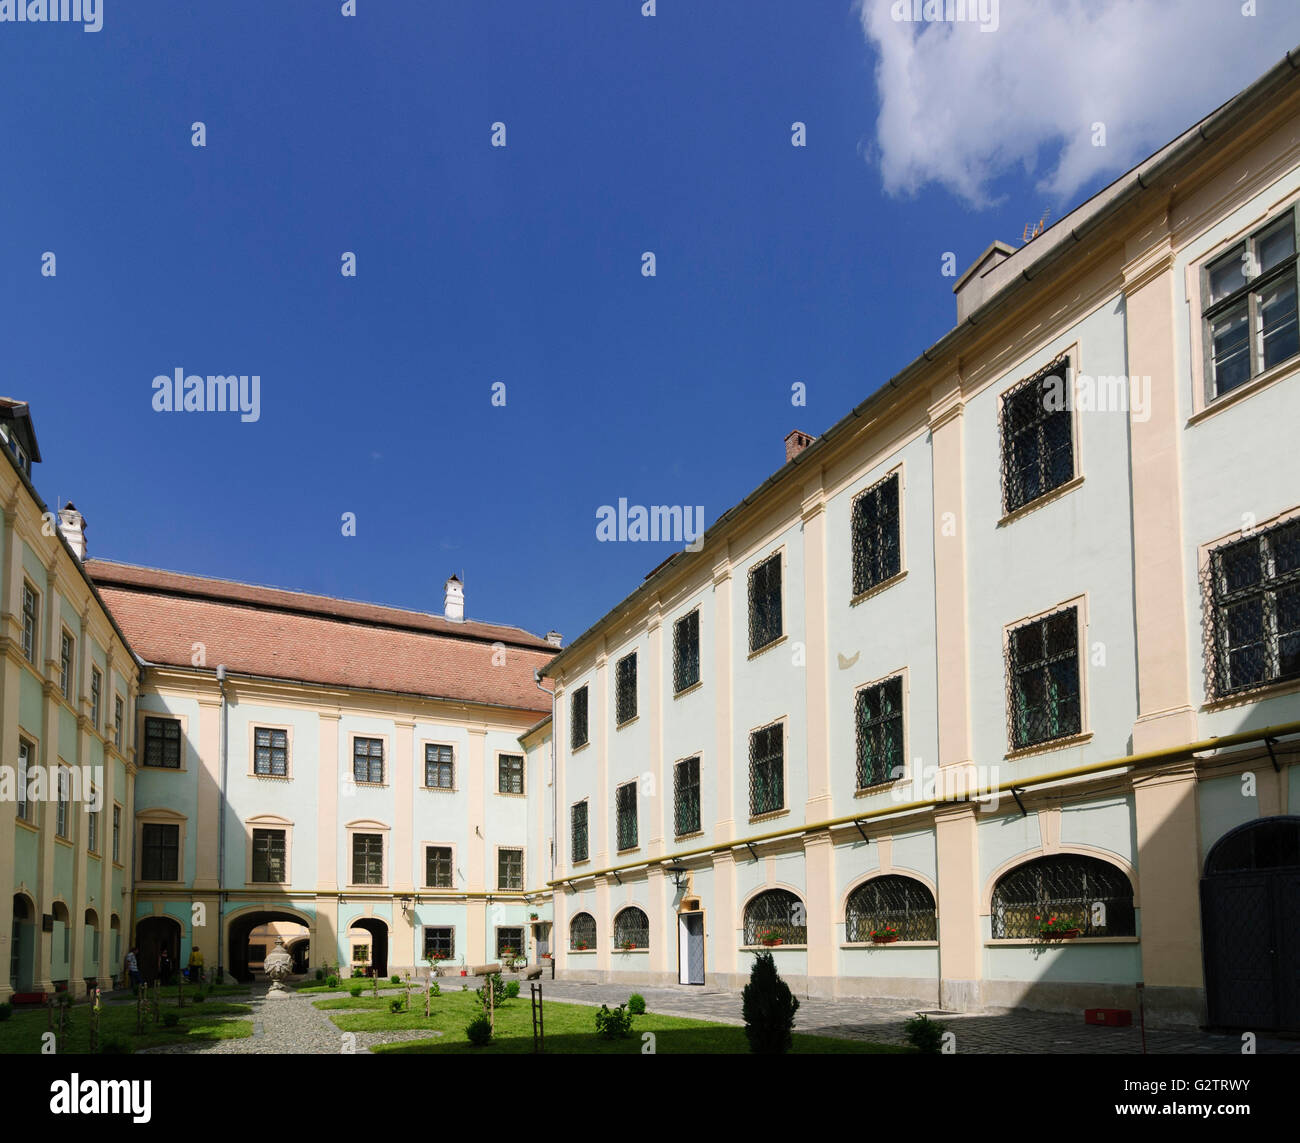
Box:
[1085,1008,1132,1026]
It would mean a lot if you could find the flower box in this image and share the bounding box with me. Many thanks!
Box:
[1039,928,1081,941]
[871,935,899,944]
[761,938,783,947]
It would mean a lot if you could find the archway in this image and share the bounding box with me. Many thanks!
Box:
[288,937,310,974]
[226,909,313,982]
[1201,815,1300,1032]
[136,915,182,985]
[348,917,388,977]
[9,894,36,994]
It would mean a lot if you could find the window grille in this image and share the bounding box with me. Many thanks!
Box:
[570,912,597,950]
[748,722,784,816]
[112,805,121,862]
[616,652,638,724]
[571,802,589,863]
[851,472,901,595]
[1205,517,1300,698]
[1205,816,1300,875]
[674,756,701,836]
[425,743,454,788]
[613,906,648,949]
[113,696,123,748]
[673,609,701,693]
[353,737,384,784]
[352,833,384,885]
[855,676,903,789]
[1000,356,1074,514]
[90,668,102,728]
[255,727,288,776]
[570,686,589,749]
[60,632,74,700]
[497,927,524,960]
[845,875,936,941]
[142,823,179,881]
[144,717,182,768]
[21,582,37,663]
[423,926,454,961]
[252,828,286,882]
[743,889,807,945]
[425,846,453,888]
[748,553,783,652]
[616,782,638,850]
[498,848,524,890]
[498,753,525,795]
[1006,606,1081,750]
[990,854,1134,938]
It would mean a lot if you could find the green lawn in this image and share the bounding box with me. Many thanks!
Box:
[317,992,910,1055]
[0,998,254,1054]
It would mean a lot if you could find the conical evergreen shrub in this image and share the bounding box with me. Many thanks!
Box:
[741,951,799,1053]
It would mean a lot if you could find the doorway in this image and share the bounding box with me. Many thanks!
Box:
[678,912,705,985]
[136,916,182,985]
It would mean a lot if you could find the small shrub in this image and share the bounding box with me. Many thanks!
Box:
[0,1002,12,1022]
[314,968,325,981]
[351,968,365,979]
[476,972,507,1009]
[466,1014,493,1046]
[594,1003,634,1040]
[192,993,206,1005]
[349,985,363,998]
[326,976,340,990]
[903,1014,946,1054]
[99,1037,129,1054]
[390,974,401,984]
[504,980,520,999]
[389,997,404,1014]
[741,952,799,1054]
[430,982,441,997]
[627,993,646,1015]
[162,1012,180,1028]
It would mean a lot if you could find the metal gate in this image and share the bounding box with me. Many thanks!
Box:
[1201,816,1300,1033]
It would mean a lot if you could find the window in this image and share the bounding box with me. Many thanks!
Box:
[615,652,638,724]
[852,471,901,595]
[748,553,783,652]
[60,631,74,701]
[254,728,288,776]
[613,906,649,950]
[112,805,121,863]
[423,926,454,962]
[1203,209,1299,399]
[1206,517,1300,696]
[743,889,808,946]
[252,828,286,882]
[496,927,524,961]
[352,833,384,885]
[425,743,454,789]
[143,716,182,769]
[16,738,32,823]
[748,722,784,816]
[351,944,370,964]
[570,912,597,951]
[21,581,37,664]
[990,855,1134,939]
[425,845,453,888]
[113,696,123,749]
[673,609,701,693]
[498,753,524,795]
[87,801,100,854]
[353,737,384,784]
[56,768,70,839]
[1006,607,1082,750]
[855,676,903,789]
[90,667,102,729]
[845,875,936,941]
[616,781,638,850]
[497,848,524,890]
[674,756,701,836]
[570,801,589,863]
[141,823,180,881]
[570,685,589,749]
[1000,356,1074,514]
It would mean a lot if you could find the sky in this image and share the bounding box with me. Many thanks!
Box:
[4,0,1298,645]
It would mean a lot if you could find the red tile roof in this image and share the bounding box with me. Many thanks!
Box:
[86,560,555,714]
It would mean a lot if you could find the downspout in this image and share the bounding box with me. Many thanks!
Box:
[215,664,228,983]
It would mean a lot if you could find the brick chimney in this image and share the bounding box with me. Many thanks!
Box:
[785,430,815,464]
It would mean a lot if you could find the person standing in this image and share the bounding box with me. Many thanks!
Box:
[187,943,204,986]
[159,947,173,986]
[125,946,141,994]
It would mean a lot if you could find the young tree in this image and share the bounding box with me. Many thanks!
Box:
[741,951,799,1054]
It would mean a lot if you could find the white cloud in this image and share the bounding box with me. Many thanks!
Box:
[859,0,1300,208]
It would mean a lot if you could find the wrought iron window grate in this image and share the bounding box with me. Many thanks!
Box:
[1204,516,1300,698]
[425,743,454,789]
[845,875,936,941]
[252,828,286,882]
[743,889,807,945]
[423,926,454,961]
[1000,355,1074,514]
[616,652,638,724]
[571,801,589,863]
[674,756,701,836]
[497,927,524,960]
[570,912,597,950]
[255,727,288,776]
[425,845,453,888]
[851,472,901,595]
[570,685,589,749]
[1005,606,1081,750]
[498,848,524,890]
[748,553,783,652]
[748,723,784,816]
[353,737,384,784]
[144,717,182,769]
[352,833,384,885]
[990,855,1134,938]
[673,609,701,693]
[855,675,903,789]
[616,782,638,850]
[499,753,525,795]
[613,907,649,949]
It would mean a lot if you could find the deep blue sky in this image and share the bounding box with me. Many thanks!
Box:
[3,1,1290,642]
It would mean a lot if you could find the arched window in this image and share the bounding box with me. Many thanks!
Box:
[1205,816,1300,875]
[743,889,807,945]
[991,854,1134,938]
[570,912,597,951]
[845,875,936,941]
[613,907,649,950]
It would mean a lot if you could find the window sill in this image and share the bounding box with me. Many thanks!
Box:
[1202,674,1300,712]
[748,808,789,825]
[569,948,597,955]
[854,777,905,798]
[673,680,703,700]
[55,836,74,848]
[674,830,705,843]
[850,569,907,607]
[15,817,39,834]
[571,740,591,755]
[346,884,389,892]
[351,781,387,789]
[1188,353,1300,426]
[842,940,938,949]
[422,785,459,794]
[615,715,640,731]
[495,791,528,799]
[747,634,787,661]
[997,474,1085,528]
[616,846,640,857]
[251,773,292,782]
[140,765,187,774]
[1004,731,1093,762]
[249,881,291,889]
[986,936,1138,947]
[614,947,648,954]
[741,944,806,952]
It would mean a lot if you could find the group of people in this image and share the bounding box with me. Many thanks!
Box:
[122,944,205,992]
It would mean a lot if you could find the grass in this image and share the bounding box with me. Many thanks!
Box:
[318,991,909,1054]
[295,981,410,995]
[0,998,255,1054]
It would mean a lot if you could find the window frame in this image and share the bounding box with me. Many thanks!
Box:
[350,831,386,887]
[351,735,386,785]
[251,827,288,884]
[747,719,786,819]
[59,629,75,702]
[570,800,589,864]
[422,926,455,962]
[851,468,904,599]
[112,803,122,864]
[615,780,638,852]
[138,818,182,883]
[113,694,123,749]
[673,608,702,694]
[423,741,456,790]
[497,752,525,796]
[496,846,525,891]
[854,671,906,792]
[424,844,454,889]
[747,551,784,655]
[496,926,525,962]
[615,651,638,726]
[570,685,589,751]
[90,666,102,729]
[1003,600,1089,755]
[252,724,291,778]
[998,353,1079,518]
[21,580,38,665]
[142,715,184,770]
[673,755,702,837]
[16,737,35,824]
[55,765,71,840]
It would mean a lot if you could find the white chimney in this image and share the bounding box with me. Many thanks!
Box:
[443,574,464,622]
[57,502,87,560]
[546,631,562,648]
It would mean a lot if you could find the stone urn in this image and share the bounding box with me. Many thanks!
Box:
[264,937,294,999]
